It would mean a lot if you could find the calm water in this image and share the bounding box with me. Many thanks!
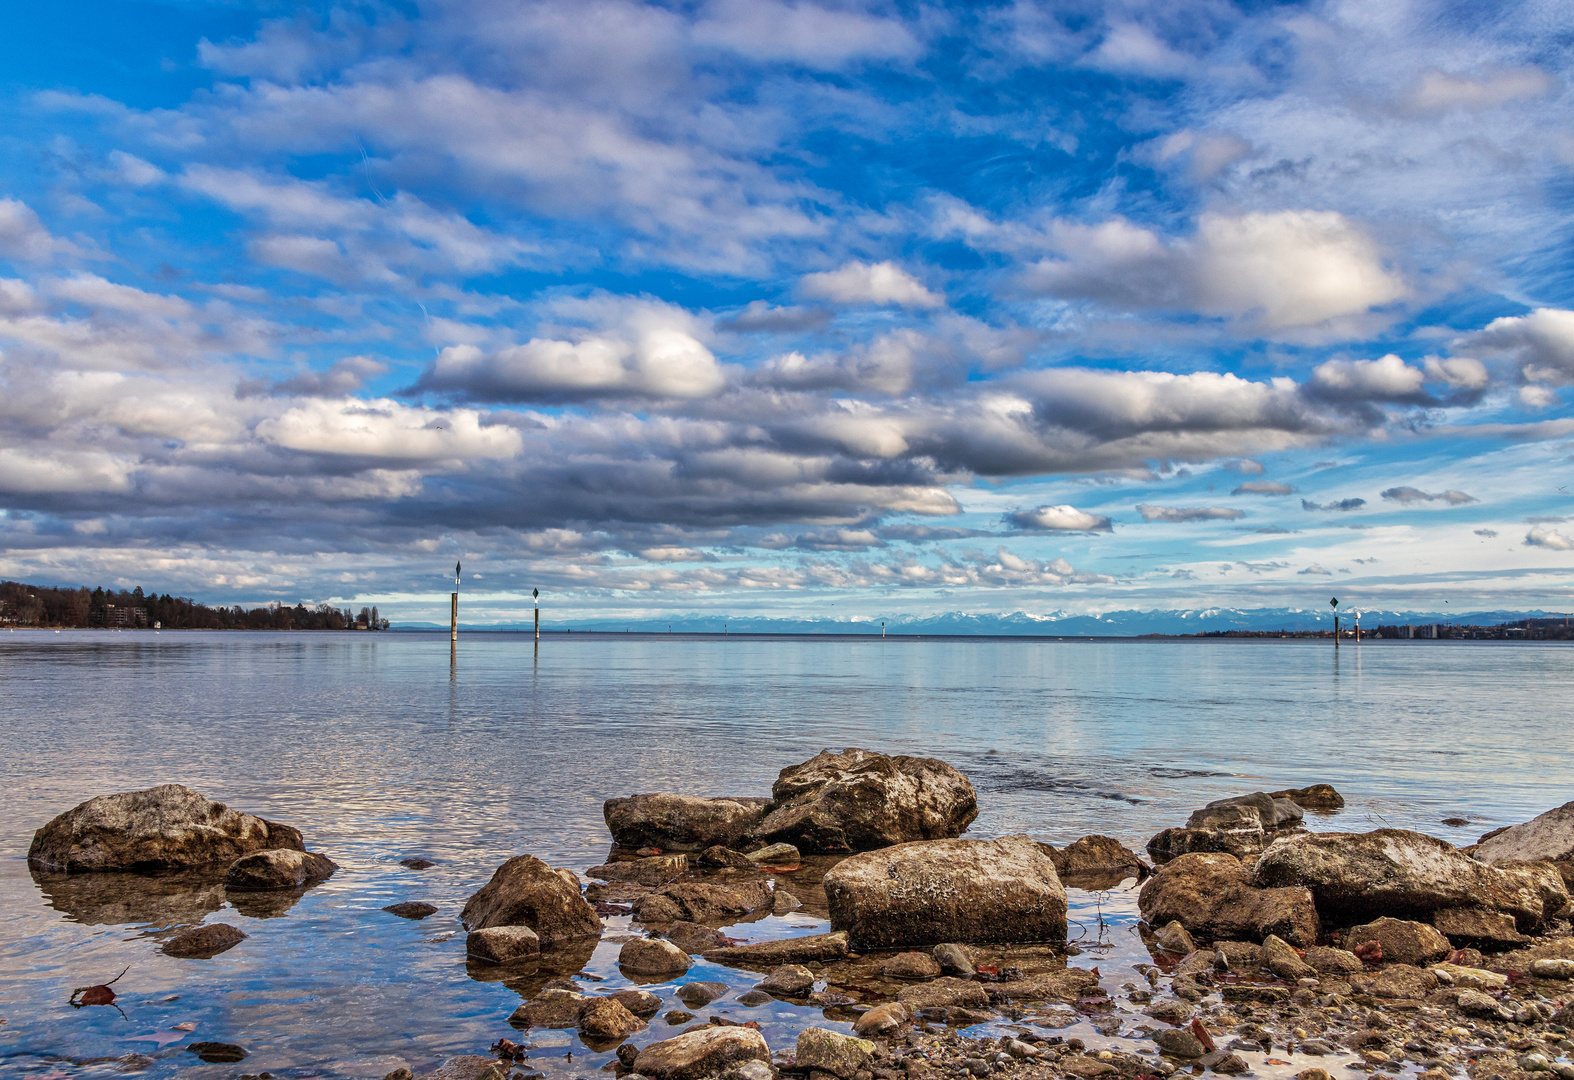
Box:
[2,631,1571,1079]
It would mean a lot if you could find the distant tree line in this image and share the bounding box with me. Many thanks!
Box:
[0,580,390,630]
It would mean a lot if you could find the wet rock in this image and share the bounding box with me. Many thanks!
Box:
[224,849,337,891]
[1059,1055,1117,1079]
[824,834,1065,949]
[460,855,602,943]
[604,795,771,853]
[1252,828,1558,930]
[610,989,664,1018]
[1432,961,1506,989]
[747,749,978,855]
[633,880,773,924]
[187,1043,247,1064]
[988,967,1101,1003]
[1155,1029,1207,1058]
[1304,945,1363,974]
[1145,999,1194,1025]
[1343,918,1451,966]
[620,938,693,976]
[587,880,651,907]
[510,988,590,1028]
[665,921,729,954]
[1187,801,1266,831]
[1194,792,1304,829]
[1270,785,1346,811]
[897,976,990,1010]
[1044,835,1147,882]
[1456,989,1508,1019]
[772,891,802,915]
[587,855,690,886]
[1155,920,1196,955]
[665,1010,694,1024]
[579,997,645,1042]
[161,922,246,958]
[384,902,438,920]
[633,1026,770,1080]
[1474,801,1574,866]
[931,942,975,975]
[722,1061,774,1080]
[745,843,800,864]
[698,846,755,869]
[28,784,305,874]
[757,964,815,996]
[1138,852,1320,946]
[1200,1050,1248,1075]
[1431,907,1528,950]
[1146,824,1265,865]
[1530,957,1574,978]
[1262,934,1316,980]
[401,857,435,870]
[796,1029,875,1079]
[881,952,942,980]
[423,1056,506,1080]
[702,931,850,965]
[1213,940,1261,971]
[676,980,729,1007]
[735,989,771,1006]
[466,925,541,963]
[1349,963,1440,999]
[853,1002,911,1037]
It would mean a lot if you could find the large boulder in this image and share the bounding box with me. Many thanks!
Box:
[1045,835,1146,884]
[460,855,602,943]
[1342,918,1450,966]
[1147,823,1264,865]
[702,931,850,966]
[1269,785,1345,811]
[28,785,305,874]
[1252,829,1562,931]
[747,748,977,855]
[603,795,770,852]
[1474,801,1574,865]
[823,834,1065,949]
[1138,852,1319,947]
[631,880,773,924]
[1190,793,1303,830]
[633,1027,770,1080]
[224,849,337,891]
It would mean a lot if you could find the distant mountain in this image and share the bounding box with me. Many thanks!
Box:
[409,607,1570,636]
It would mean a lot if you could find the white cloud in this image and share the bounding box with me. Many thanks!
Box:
[255,399,523,462]
[1305,354,1425,404]
[1525,525,1574,551]
[1297,563,1331,575]
[0,199,63,262]
[1232,481,1293,495]
[1461,308,1574,385]
[1082,23,1194,78]
[692,0,921,69]
[798,261,943,309]
[1423,355,1489,390]
[1406,67,1557,114]
[1009,504,1113,532]
[1135,504,1245,522]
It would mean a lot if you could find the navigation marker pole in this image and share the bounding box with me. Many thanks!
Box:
[533,588,540,642]
[1330,596,1339,649]
[452,560,461,645]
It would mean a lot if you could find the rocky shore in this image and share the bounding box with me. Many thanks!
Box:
[26,754,1574,1080]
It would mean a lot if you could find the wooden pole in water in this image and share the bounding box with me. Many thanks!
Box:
[533,587,540,641]
[882,621,885,638]
[451,560,461,645]
[1330,596,1339,649]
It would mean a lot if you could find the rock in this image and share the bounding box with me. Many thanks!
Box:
[604,795,771,852]
[1045,836,1147,881]
[424,1057,506,1080]
[987,968,1102,1002]
[676,980,729,1007]
[745,843,800,864]
[1474,801,1574,865]
[1138,852,1320,946]
[1145,999,1193,1024]
[1431,907,1529,950]
[459,855,602,942]
[697,846,755,869]
[1212,940,1261,972]
[510,988,590,1028]
[1187,802,1265,831]
[467,925,542,963]
[746,749,978,855]
[881,952,942,979]
[1253,828,1557,930]
[633,1027,770,1080]
[1147,825,1265,865]
[610,989,663,1018]
[735,989,771,1006]
[1269,785,1346,811]
[620,937,693,976]
[724,1063,773,1080]
[664,1009,694,1024]
[1200,1051,1248,1075]
[1262,934,1316,980]
[896,976,990,1010]
[587,855,690,886]
[384,901,437,920]
[1433,962,1507,990]
[1497,859,1573,923]
[1342,918,1450,966]
[186,1043,247,1064]
[1531,957,1574,978]
[633,880,773,924]
[824,834,1065,949]
[1304,946,1363,974]
[161,922,246,958]
[795,1029,875,1080]
[1193,792,1303,829]
[757,964,815,996]
[666,921,729,954]
[401,857,435,869]
[853,1002,911,1036]
[931,942,975,975]
[224,849,337,891]
[1154,920,1196,955]
[28,785,306,873]
[1060,1056,1117,1079]
[1456,989,1507,1018]
[1297,1069,1334,1080]
[772,891,801,915]
[702,931,850,965]
[1154,1029,1207,1058]
[579,997,645,1042]
[1348,963,1439,999]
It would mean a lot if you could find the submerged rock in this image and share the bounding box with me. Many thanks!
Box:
[1138,852,1319,946]
[745,842,800,863]
[747,748,978,854]
[28,784,305,874]
[578,996,645,1042]
[824,834,1065,948]
[161,922,246,958]
[633,1027,769,1080]
[465,925,541,963]
[702,931,850,965]
[604,795,771,852]
[383,901,438,920]
[696,846,755,869]
[460,855,602,942]
[632,879,772,924]
[509,988,590,1028]
[664,920,730,954]
[1044,835,1147,883]
[586,855,690,886]
[224,849,337,891]
[757,963,815,996]
[1147,822,1265,865]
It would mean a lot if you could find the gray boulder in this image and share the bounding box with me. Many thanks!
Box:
[633,1027,770,1080]
[1191,792,1303,829]
[746,748,977,855]
[619,937,692,976]
[795,1029,875,1080]
[632,879,773,924]
[224,849,337,891]
[604,794,771,852]
[823,834,1065,949]
[460,855,602,942]
[1137,852,1320,947]
[466,925,541,963]
[1474,801,1574,865]
[161,922,247,958]
[1342,918,1450,966]
[28,784,305,873]
[1147,822,1265,865]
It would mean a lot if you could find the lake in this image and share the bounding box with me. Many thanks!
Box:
[2,630,1571,1079]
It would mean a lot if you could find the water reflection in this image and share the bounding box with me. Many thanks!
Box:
[33,868,227,927]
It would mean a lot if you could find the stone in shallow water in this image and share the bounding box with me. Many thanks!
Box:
[400,857,435,870]
[757,964,815,996]
[466,925,540,964]
[604,794,771,852]
[187,1043,247,1063]
[736,990,772,1006]
[676,980,728,1007]
[384,901,438,920]
[702,931,850,965]
[460,855,602,943]
[579,997,645,1042]
[620,937,692,976]
[224,848,337,891]
[161,922,246,958]
[795,1028,875,1080]
[633,1026,770,1080]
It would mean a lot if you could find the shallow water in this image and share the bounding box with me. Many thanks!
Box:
[2,631,1571,1079]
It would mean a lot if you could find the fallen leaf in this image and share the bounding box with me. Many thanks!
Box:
[1190,1019,1217,1053]
[172,1022,196,1032]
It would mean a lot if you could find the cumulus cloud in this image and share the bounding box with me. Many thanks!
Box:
[255,399,523,462]
[721,301,832,332]
[1232,480,1293,495]
[242,356,388,398]
[1525,525,1574,551]
[691,0,922,68]
[1009,504,1113,532]
[1460,308,1574,387]
[1305,355,1425,404]
[1135,504,1244,522]
[1297,563,1332,575]
[1302,497,1365,512]
[1380,486,1476,505]
[1146,129,1253,182]
[798,261,943,309]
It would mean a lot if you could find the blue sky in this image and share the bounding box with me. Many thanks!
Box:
[1,0,1571,624]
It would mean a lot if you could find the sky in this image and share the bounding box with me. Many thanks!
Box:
[0,0,1572,625]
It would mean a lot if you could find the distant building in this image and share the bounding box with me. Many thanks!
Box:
[104,603,149,628]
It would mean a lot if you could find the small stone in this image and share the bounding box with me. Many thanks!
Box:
[725,1062,775,1080]
[676,980,728,1007]
[1200,1051,1248,1075]
[187,1043,247,1064]
[610,990,664,1018]
[881,952,942,980]
[665,1010,694,1024]
[852,1002,910,1037]
[666,921,728,954]
[225,848,337,891]
[758,964,815,996]
[1155,921,1196,956]
[1145,1000,1194,1025]
[400,857,435,869]
[1263,934,1316,980]
[1298,1070,1333,1080]
[746,843,801,863]
[579,997,645,1042]
[509,988,590,1029]
[773,891,802,915]
[1530,958,1574,979]
[384,902,438,920]
[161,923,247,959]
[1456,990,1506,1018]
[426,1056,508,1080]
[736,990,772,1006]
[796,1028,876,1080]
[620,938,693,977]
[698,846,755,869]
[1154,1030,1207,1058]
[467,926,541,964]
[930,943,974,976]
